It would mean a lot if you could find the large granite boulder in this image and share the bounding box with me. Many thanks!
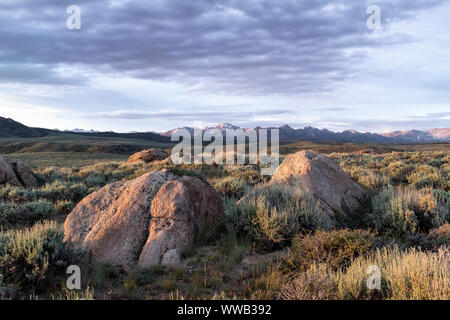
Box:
[64,170,224,267]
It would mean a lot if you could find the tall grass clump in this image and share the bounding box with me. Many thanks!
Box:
[367,186,448,237]
[334,246,449,300]
[237,184,332,250]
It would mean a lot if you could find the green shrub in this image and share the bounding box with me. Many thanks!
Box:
[383,161,413,184]
[237,184,331,250]
[0,221,75,290]
[344,167,389,191]
[85,172,106,188]
[418,223,450,248]
[284,229,376,272]
[55,200,75,215]
[406,224,450,250]
[23,201,55,218]
[0,203,16,225]
[213,177,249,199]
[367,186,448,237]
[408,165,444,189]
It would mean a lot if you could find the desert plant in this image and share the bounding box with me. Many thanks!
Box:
[213,177,249,199]
[334,246,449,300]
[383,161,413,184]
[284,229,376,272]
[237,184,331,250]
[408,165,444,189]
[344,167,389,191]
[281,246,449,300]
[367,186,448,237]
[55,200,75,215]
[0,221,76,291]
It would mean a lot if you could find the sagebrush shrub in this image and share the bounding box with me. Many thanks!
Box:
[237,184,331,249]
[408,165,444,189]
[213,177,249,199]
[55,200,75,215]
[367,186,448,237]
[344,167,389,191]
[383,161,413,184]
[0,221,75,291]
[23,201,55,218]
[285,229,376,272]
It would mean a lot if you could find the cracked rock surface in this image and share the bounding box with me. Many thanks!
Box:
[63,169,224,267]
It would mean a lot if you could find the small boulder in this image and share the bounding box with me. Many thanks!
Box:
[0,156,22,187]
[127,148,168,164]
[0,156,37,188]
[271,151,364,221]
[12,161,38,188]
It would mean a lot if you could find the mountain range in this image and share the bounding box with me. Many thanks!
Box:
[1,117,449,144]
[161,123,450,144]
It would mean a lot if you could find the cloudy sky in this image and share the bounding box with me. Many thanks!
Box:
[0,0,449,133]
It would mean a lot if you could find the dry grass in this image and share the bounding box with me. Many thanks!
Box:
[281,246,449,300]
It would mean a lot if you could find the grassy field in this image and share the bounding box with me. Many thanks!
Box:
[280,140,450,154]
[0,152,129,169]
[0,146,448,300]
[0,133,173,154]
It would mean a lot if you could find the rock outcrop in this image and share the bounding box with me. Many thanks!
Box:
[0,156,38,188]
[64,170,224,267]
[271,151,364,220]
[127,149,168,164]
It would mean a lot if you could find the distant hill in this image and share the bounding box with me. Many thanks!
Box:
[1,117,449,148]
[0,116,170,143]
[0,117,53,138]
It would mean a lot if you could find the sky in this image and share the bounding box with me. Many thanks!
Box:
[0,0,449,133]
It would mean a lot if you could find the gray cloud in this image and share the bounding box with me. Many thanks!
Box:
[78,108,294,120]
[0,0,444,94]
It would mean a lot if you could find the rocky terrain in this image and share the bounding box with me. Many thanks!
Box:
[0,145,448,300]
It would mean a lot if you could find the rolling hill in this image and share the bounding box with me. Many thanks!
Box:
[0,117,172,154]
